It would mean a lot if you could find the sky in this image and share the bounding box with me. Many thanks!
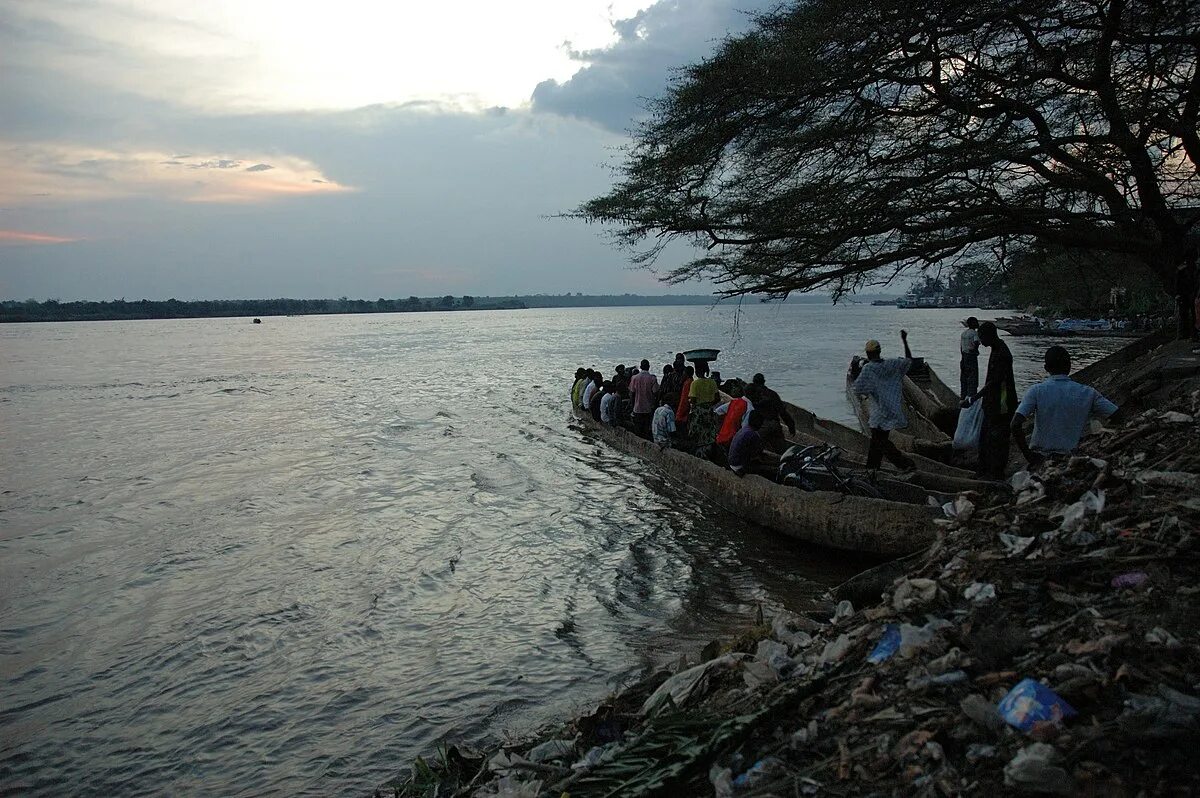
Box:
[0,0,776,300]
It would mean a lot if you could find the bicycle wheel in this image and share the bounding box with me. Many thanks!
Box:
[843,477,883,499]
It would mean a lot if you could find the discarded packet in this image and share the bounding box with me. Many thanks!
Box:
[1111,571,1149,589]
[998,678,1078,733]
[866,624,900,664]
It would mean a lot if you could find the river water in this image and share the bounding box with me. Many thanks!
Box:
[0,304,1124,795]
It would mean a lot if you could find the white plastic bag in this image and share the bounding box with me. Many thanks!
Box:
[953,400,983,451]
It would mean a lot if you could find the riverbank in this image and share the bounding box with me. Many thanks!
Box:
[383,337,1200,797]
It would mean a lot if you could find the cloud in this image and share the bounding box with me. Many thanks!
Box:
[0,230,77,245]
[0,143,351,205]
[531,0,776,131]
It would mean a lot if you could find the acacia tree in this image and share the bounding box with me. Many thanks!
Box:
[577,0,1200,315]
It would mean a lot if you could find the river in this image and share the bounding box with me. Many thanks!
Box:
[0,303,1125,795]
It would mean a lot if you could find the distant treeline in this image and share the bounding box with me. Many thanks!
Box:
[0,292,857,323]
[0,296,526,323]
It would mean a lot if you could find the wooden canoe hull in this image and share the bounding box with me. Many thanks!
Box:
[572,411,937,558]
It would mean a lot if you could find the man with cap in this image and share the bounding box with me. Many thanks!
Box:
[1011,346,1118,466]
[850,331,917,476]
[960,317,981,400]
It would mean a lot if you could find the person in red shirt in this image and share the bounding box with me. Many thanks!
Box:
[675,365,694,429]
[715,384,749,447]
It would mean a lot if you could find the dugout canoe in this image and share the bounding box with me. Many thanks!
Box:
[572,410,937,558]
[778,400,997,495]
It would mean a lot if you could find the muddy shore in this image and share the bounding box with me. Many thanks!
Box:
[384,337,1200,798]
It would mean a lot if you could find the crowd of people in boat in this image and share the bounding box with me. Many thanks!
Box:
[571,324,1120,483]
[569,354,797,477]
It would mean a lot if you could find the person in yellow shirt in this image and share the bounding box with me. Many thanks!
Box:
[687,362,721,452]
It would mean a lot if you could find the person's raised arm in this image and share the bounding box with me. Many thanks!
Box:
[901,329,913,360]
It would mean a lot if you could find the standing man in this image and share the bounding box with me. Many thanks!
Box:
[1011,346,1118,466]
[658,363,684,410]
[1177,247,1197,341]
[963,321,1017,479]
[851,331,917,476]
[629,358,660,439]
[959,317,981,400]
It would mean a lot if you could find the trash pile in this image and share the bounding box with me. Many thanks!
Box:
[387,392,1200,798]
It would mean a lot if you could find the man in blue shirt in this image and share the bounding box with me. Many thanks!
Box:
[1011,346,1119,466]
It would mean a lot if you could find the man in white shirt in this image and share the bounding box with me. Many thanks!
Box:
[960,316,981,400]
[600,387,619,424]
[1011,346,1118,466]
[581,373,600,412]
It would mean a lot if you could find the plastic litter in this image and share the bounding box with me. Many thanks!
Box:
[525,738,574,763]
[709,764,734,798]
[998,679,1078,733]
[906,669,968,691]
[818,633,852,666]
[1145,626,1182,648]
[999,533,1036,557]
[964,582,997,604]
[1003,743,1074,795]
[1134,470,1200,490]
[866,624,901,664]
[571,743,616,770]
[834,599,855,621]
[1010,471,1046,504]
[1053,489,1105,532]
[960,694,1006,733]
[732,756,783,789]
[484,776,543,798]
[965,743,997,762]
[641,653,749,714]
[892,578,938,611]
[1120,685,1200,737]
[953,399,983,450]
[941,496,975,520]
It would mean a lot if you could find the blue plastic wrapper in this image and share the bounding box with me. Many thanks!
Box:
[997,678,1077,732]
[866,624,900,664]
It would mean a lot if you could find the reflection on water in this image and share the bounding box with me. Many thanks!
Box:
[0,306,1125,795]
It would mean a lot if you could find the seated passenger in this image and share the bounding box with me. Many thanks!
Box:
[651,395,677,446]
[714,384,751,447]
[588,375,604,421]
[728,411,767,477]
[599,381,619,424]
[744,373,796,452]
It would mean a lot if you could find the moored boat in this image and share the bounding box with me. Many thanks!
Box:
[572,409,937,557]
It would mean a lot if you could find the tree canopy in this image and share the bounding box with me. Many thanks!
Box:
[577,0,1200,299]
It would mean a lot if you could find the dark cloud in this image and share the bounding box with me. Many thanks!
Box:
[244,163,274,172]
[531,0,776,131]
